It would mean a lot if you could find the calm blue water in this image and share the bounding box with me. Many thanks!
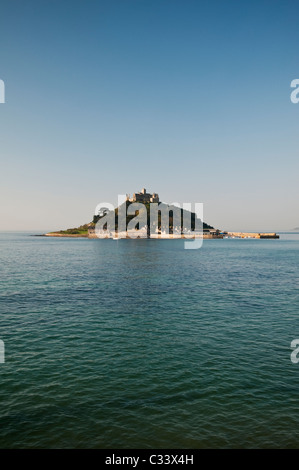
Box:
[0,232,299,448]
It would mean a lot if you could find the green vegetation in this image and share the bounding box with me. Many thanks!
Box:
[50,202,214,236]
[56,224,90,235]
[93,201,214,233]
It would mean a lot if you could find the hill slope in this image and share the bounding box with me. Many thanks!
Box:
[49,201,215,236]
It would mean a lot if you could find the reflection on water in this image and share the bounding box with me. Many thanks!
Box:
[0,232,299,448]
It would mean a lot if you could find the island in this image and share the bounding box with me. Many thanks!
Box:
[45,188,279,240]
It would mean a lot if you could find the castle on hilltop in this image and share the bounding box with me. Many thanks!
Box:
[126,188,159,204]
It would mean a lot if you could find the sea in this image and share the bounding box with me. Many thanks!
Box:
[0,231,299,448]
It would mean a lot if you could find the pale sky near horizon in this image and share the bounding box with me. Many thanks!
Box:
[0,0,299,232]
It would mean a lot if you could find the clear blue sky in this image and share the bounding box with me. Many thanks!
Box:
[0,0,298,231]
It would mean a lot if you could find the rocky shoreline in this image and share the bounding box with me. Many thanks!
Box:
[45,232,88,238]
